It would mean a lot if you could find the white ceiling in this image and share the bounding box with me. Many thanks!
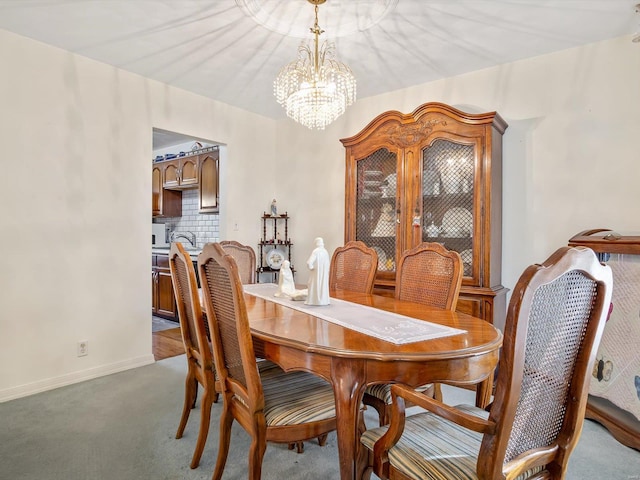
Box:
[1,0,638,126]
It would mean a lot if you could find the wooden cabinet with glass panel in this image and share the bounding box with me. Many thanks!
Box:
[341,102,508,326]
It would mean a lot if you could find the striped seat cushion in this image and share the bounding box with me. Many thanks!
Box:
[366,383,434,404]
[260,365,336,426]
[361,404,544,480]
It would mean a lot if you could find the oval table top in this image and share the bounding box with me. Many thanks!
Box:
[246,289,503,362]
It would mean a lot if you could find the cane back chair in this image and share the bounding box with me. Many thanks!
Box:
[219,240,256,284]
[198,243,338,480]
[363,242,463,425]
[329,241,378,294]
[361,246,613,480]
[169,242,219,469]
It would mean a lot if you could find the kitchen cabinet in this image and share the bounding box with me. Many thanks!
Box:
[163,156,199,190]
[198,150,219,213]
[340,102,508,326]
[152,164,182,218]
[153,146,220,216]
[152,254,177,320]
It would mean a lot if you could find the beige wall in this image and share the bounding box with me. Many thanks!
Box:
[0,29,277,400]
[1,27,638,400]
[276,35,640,330]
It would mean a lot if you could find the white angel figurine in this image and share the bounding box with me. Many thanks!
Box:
[275,260,295,298]
[275,261,307,301]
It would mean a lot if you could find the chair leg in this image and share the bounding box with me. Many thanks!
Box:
[317,434,328,446]
[176,372,198,439]
[378,404,391,427]
[357,410,366,437]
[247,424,267,480]
[287,442,305,453]
[191,380,199,409]
[433,383,443,402]
[211,404,234,480]
[363,394,390,426]
[288,442,305,453]
[189,388,213,469]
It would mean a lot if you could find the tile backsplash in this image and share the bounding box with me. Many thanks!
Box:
[157,189,219,248]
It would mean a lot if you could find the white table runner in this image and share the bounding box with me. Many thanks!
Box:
[243,283,465,345]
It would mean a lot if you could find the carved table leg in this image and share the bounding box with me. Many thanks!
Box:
[331,357,367,480]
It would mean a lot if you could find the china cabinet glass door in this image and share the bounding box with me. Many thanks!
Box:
[355,148,398,272]
[421,138,476,279]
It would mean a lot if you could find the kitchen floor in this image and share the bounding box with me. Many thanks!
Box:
[152,316,184,360]
[152,315,178,332]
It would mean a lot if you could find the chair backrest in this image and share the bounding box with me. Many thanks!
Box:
[219,240,256,284]
[395,242,463,310]
[329,241,378,294]
[479,246,612,479]
[169,242,212,369]
[198,243,263,409]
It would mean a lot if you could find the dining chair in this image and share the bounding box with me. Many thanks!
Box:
[219,240,256,284]
[198,243,338,480]
[361,246,613,480]
[363,241,463,425]
[329,240,378,294]
[394,241,463,309]
[169,242,219,469]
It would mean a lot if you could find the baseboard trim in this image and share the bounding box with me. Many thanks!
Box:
[0,354,156,403]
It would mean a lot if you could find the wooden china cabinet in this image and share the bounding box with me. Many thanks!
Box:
[341,102,508,326]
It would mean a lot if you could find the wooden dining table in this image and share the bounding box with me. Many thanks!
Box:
[244,289,503,480]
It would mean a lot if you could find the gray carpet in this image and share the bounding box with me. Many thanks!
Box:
[1,355,639,480]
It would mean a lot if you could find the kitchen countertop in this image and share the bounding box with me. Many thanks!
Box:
[152,246,202,259]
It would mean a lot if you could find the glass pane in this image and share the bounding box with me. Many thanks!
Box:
[356,148,397,272]
[422,140,474,276]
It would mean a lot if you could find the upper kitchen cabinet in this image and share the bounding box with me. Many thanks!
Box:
[152,164,182,218]
[198,149,219,213]
[152,146,220,217]
[341,102,508,326]
[163,156,199,189]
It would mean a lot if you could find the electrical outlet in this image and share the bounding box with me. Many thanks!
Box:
[77,340,88,357]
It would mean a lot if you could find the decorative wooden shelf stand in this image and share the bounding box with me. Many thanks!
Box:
[257,213,293,283]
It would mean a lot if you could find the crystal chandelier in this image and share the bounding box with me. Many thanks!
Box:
[273,0,356,130]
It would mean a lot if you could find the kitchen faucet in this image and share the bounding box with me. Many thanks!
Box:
[171,231,197,248]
